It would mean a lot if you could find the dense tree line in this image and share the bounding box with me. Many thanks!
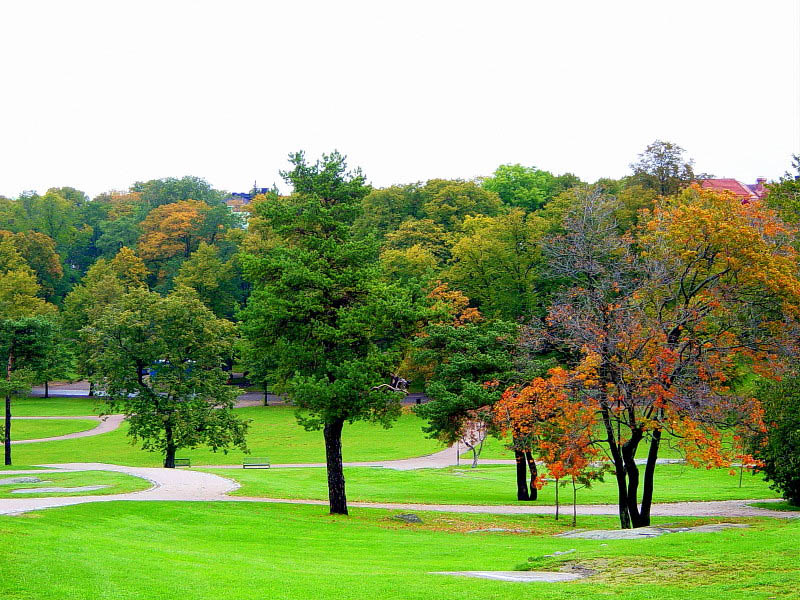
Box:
[2,144,799,524]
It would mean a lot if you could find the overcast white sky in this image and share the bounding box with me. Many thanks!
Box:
[1,1,798,198]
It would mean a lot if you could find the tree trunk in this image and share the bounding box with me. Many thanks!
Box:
[324,417,348,515]
[44,381,49,399]
[88,380,94,397]
[621,429,646,528]
[525,450,538,500]
[263,382,269,407]
[572,478,577,527]
[514,450,530,501]
[555,479,559,520]
[638,429,661,527]
[163,419,176,468]
[5,350,14,466]
[4,393,11,466]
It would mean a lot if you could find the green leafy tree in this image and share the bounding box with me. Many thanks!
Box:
[174,242,238,318]
[447,209,548,319]
[239,151,423,514]
[753,377,800,505]
[629,140,696,196]
[0,317,54,465]
[481,164,580,211]
[88,287,248,467]
[413,285,519,468]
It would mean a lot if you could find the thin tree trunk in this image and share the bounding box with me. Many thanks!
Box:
[555,479,559,520]
[4,393,11,466]
[163,419,176,468]
[572,478,577,527]
[263,381,269,407]
[514,449,530,501]
[324,417,348,515]
[88,380,94,397]
[525,450,538,500]
[44,381,49,399]
[5,350,14,466]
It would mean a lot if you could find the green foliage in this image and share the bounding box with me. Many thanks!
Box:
[481,164,581,211]
[629,139,695,196]
[240,151,424,431]
[414,319,519,444]
[88,287,248,464]
[754,376,800,505]
[174,242,238,318]
[447,210,548,319]
[131,175,225,208]
[765,154,800,223]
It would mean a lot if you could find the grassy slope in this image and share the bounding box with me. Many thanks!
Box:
[206,463,779,505]
[3,419,98,441]
[13,406,442,467]
[0,470,152,498]
[1,502,797,600]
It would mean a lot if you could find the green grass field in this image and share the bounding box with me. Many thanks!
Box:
[1,502,797,600]
[11,406,443,467]
[3,418,98,441]
[11,396,106,417]
[205,463,780,505]
[0,470,152,498]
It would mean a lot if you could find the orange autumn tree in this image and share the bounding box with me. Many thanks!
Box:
[540,185,800,529]
[494,359,605,514]
[138,199,211,261]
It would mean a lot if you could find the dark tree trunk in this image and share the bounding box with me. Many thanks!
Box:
[638,428,661,526]
[88,380,94,397]
[263,382,269,407]
[44,381,49,398]
[621,429,646,527]
[324,417,348,515]
[525,450,538,500]
[163,419,176,468]
[555,479,560,520]
[5,350,14,466]
[4,393,11,466]
[514,449,530,501]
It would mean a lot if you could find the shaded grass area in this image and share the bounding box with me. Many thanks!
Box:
[3,419,98,441]
[0,501,797,600]
[13,406,442,467]
[0,470,152,498]
[205,463,779,506]
[749,501,800,512]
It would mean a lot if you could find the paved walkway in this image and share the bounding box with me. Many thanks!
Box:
[9,415,125,445]
[0,462,793,519]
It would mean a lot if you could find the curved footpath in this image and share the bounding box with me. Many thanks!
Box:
[0,463,793,519]
[10,415,125,445]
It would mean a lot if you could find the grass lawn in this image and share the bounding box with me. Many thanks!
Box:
[11,396,106,417]
[749,501,800,512]
[0,501,797,599]
[12,406,442,467]
[205,463,780,506]
[0,470,152,498]
[474,433,693,461]
[3,418,98,441]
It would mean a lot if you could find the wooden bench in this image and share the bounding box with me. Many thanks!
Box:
[174,458,191,467]
[243,457,271,469]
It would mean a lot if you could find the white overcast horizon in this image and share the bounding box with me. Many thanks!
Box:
[1,1,798,199]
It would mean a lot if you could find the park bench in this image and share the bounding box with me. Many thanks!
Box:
[174,458,191,467]
[243,457,271,469]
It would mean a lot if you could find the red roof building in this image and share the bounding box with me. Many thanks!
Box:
[698,178,768,203]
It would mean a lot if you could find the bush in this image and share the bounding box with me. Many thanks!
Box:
[754,378,800,506]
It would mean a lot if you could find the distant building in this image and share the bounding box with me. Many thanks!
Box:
[223,187,272,210]
[698,178,768,203]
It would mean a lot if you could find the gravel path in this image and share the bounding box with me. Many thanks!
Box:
[9,415,126,445]
[0,463,793,519]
